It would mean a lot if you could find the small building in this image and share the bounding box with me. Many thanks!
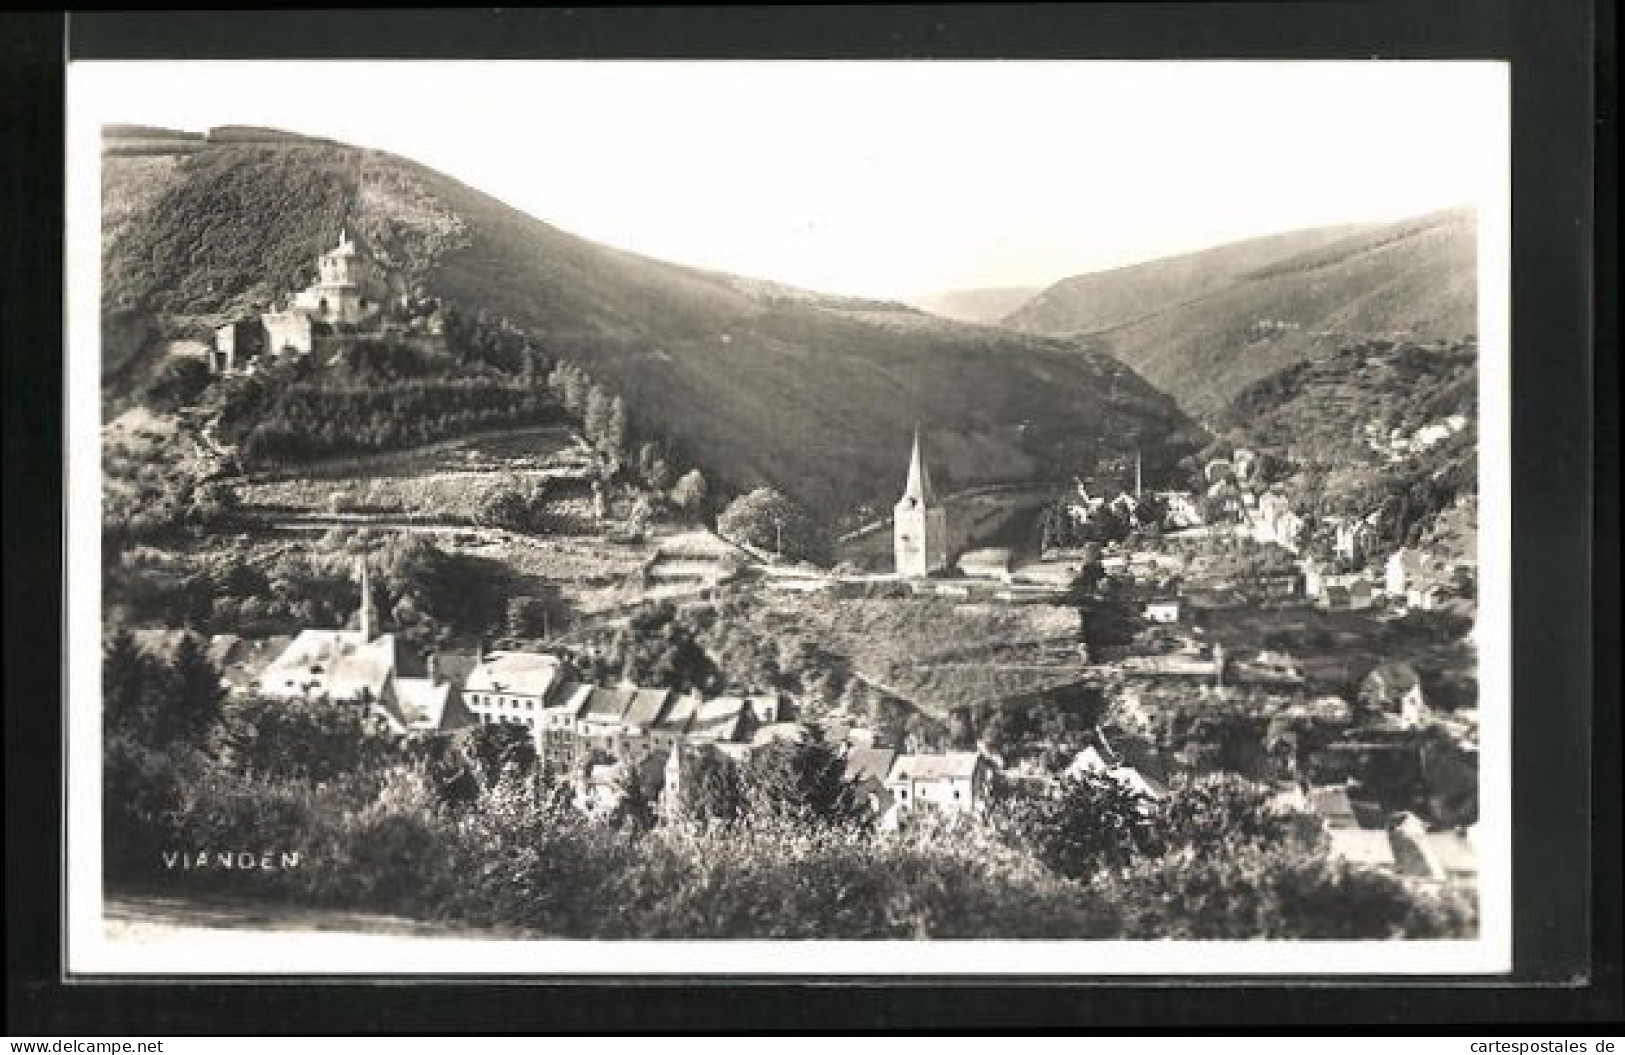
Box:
[261,309,315,356]
[1360,661,1429,726]
[463,650,569,732]
[1143,597,1182,624]
[883,751,990,823]
[210,319,265,373]
[256,559,455,735]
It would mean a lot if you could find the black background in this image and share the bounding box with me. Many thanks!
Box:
[3,4,1616,1033]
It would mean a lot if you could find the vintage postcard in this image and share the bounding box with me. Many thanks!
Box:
[64,59,1511,975]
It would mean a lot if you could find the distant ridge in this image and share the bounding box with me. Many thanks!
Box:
[908,286,1045,325]
[1005,209,1477,420]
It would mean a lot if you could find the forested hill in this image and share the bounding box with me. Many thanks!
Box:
[101,125,1203,517]
[1005,209,1477,421]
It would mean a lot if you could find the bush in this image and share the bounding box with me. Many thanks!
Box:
[1094,843,1477,939]
[717,488,832,565]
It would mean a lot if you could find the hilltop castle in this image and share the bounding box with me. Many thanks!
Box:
[894,428,948,577]
[210,225,398,373]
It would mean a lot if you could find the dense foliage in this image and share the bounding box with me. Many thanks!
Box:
[229,378,567,466]
[102,633,1476,939]
[716,488,833,564]
[103,536,514,643]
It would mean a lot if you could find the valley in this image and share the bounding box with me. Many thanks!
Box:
[94,120,1483,943]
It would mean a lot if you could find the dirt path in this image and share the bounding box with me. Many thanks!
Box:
[103,892,537,942]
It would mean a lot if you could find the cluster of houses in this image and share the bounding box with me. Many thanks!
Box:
[1362,413,1472,462]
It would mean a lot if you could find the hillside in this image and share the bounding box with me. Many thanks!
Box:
[1006,210,1477,420]
[1213,337,1478,562]
[907,286,1044,325]
[101,126,1203,518]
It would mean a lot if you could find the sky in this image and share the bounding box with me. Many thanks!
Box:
[71,61,1507,299]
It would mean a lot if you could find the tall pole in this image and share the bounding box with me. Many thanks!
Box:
[1135,446,1143,499]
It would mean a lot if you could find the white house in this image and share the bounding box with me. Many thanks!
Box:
[1143,598,1182,624]
[883,752,990,824]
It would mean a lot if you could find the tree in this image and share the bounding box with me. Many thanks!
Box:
[186,480,240,527]
[143,356,211,413]
[998,770,1158,880]
[1161,772,1323,858]
[104,628,158,739]
[741,735,864,826]
[601,394,628,462]
[716,488,831,564]
[676,747,747,824]
[474,479,549,533]
[612,602,720,693]
[164,632,226,745]
[1065,565,1139,654]
[506,593,560,640]
[609,762,657,834]
[583,385,612,448]
[670,469,709,519]
[464,722,539,791]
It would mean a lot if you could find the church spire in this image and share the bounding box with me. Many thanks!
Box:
[901,426,937,507]
[356,557,375,641]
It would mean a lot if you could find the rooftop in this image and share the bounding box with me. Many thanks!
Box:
[464,650,566,699]
[888,751,982,782]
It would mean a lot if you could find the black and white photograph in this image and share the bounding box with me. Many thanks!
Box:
[64,58,1513,975]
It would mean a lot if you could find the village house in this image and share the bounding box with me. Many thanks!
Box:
[1360,661,1433,729]
[882,751,990,826]
[1064,741,1169,803]
[463,649,569,732]
[1142,597,1182,624]
[463,648,777,770]
[255,559,455,734]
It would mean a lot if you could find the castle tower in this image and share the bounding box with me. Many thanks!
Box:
[894,428,948,577]
[292,222,382,325]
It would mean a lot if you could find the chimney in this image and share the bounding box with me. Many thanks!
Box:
[426,651,438,685]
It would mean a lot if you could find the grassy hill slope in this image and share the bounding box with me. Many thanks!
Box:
[102,127,1203,517]
[1006,210,1477,420]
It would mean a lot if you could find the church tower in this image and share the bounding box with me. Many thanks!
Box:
[894,428,948,577]
[356,556,377,642]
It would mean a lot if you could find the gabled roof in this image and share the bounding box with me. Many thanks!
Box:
[621,687,673,729]
[464,650,564,699]
[1306,785,1360,828]
[687,696,749,741]
[652,691,702,734]
[887,751,983,782]
[258,630,396,703]
[544,680,595,716]
[581,686,638,724]
[843,747,898,785]
[1326,827,1395,868]
[394,677,453,732]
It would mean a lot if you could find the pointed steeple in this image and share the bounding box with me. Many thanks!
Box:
[356,556,375,642]
[900,427,937,507]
